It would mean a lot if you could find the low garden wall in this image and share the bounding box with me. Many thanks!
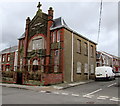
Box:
[1,71,16,83]
[43,73,63,85]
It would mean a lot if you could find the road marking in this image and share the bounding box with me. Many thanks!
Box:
[85,89,102,96]
[61,93,69,95]
[110,97,120,102]
[107,83,116,87]
[71,94,80,97]
[53,92,60,94]
[53,86,63,90]
[40,91,46,93]
[83,95,94,98]
[97,96,109,100]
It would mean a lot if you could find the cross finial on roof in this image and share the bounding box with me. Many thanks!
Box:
[37,2,42,10]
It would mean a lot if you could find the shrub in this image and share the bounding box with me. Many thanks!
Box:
[2,71,13,78]
[28,71,41,81]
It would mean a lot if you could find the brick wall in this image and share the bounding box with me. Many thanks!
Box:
[43,73,62,85]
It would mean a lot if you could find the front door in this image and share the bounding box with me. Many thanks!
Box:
[32,65,38,71]
[16,72,22,84]
[32,59,39,72]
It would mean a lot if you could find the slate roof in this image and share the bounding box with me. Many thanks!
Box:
[0,45,18,54]
[50,17,97,45]
[50,17,68,30]
[18,33,25,40]
[18,17,97,45]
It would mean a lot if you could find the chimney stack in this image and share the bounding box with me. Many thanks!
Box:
[48,7,54,20]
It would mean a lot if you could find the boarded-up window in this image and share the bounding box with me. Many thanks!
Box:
[84,42,88,55]
[32,38,43,50]
[84,63,88,73]
[54,50,59,65]
[91,45,94,57]
[91,65,94,74]
[54,50,59,72]
[28,60,30,72]
[77,62,81,73]
[77,40,81,53]
[41,58,44,72]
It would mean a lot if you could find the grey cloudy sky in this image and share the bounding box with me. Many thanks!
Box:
[0,0,118,56]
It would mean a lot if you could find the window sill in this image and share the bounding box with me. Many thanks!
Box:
[84,73,88,75]
[77,52,81,54]
[76,73,81,75]
[84,54,88,56]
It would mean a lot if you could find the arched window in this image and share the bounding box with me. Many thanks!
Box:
[32,38,44,50]
[32,59,38,72]
[33,59,38,65]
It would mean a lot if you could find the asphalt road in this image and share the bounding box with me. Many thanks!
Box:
[2,78,120,104]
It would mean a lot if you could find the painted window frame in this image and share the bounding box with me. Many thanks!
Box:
[32,38,43,50]
[53,31,56,43]
[2,54,5,62]
[6,65,10,71]
[7,54,10,62]
[57,30,60,42]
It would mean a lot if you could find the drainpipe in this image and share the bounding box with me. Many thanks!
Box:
[88,41,90,80]
[71,32,74,82]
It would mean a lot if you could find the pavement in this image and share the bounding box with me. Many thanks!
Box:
[0,80,94,92]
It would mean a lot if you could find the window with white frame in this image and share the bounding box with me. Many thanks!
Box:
[2,55,5,62]
[57,30,60,42]
[6,65,10,71]
[77,62,81,73]
[7,54,10,62]
[53,31,56,43]
[84,63,88,73]
[32,38,43,50]
[90,65,94,74]
[33,59,38,65]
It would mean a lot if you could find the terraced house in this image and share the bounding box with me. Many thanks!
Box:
[0,46,18,72]
[96,51,120,72]
[1,2,97,85]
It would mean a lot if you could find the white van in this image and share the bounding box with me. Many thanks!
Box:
[95,66,115,80]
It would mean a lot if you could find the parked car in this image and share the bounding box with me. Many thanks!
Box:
[114,71,120,77]
[95,66,115,80]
